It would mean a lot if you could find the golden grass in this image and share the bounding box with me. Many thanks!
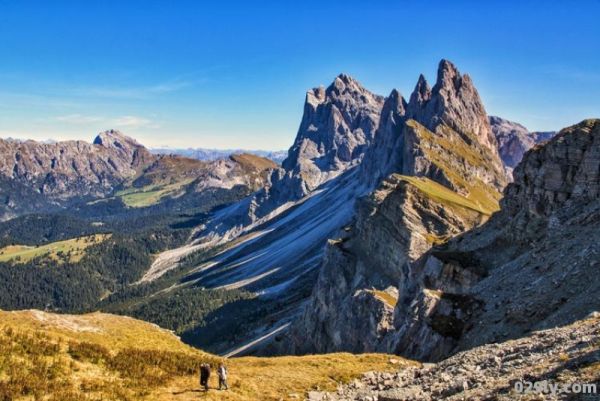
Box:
[395,175,493,215]
[230,153,278,171]
[405,120,502,215]
[367,290,398,308]
[0,234,110,264]
[0,310,200,352]
[0,310,415,401]
[154,353,410,401]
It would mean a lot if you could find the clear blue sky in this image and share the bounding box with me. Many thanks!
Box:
[1,0,599,149]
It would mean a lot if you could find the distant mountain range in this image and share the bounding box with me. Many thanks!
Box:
[489,115,556,172]
[151,147,288,164]
[0,130,276,220]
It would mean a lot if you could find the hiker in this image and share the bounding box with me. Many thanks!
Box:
[199,363,211,391]
[218,362,229,390]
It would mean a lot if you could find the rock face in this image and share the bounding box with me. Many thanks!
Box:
[248,74,384,222]
[383,119,600,361]
[361,60,506,190]
[407,61,500,157]
[281,74,385,196]
[489,115,556,170]
[193,74,385,240]
[310,313,600,401]
[275,60,508,355]
[0,130,152,201]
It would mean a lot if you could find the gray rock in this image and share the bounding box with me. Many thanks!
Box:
[385,119,600,361]
[489,115,557,171]
[280,60,507,356]
[320,316,600,400]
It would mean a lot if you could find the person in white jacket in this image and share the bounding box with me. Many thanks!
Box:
[217,362,229,390]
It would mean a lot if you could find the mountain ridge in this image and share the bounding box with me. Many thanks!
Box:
[274,60,508,355]
[0,131,277,220]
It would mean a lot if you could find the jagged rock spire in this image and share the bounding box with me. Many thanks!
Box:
[280,73,385,194]
[358,89,408,187]
[409,74,431,109]
[407,59,499,156]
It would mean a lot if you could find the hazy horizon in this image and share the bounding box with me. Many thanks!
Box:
[1,1,599,149]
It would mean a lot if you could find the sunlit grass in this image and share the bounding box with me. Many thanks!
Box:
[404,119,503,215]
[0,234,110,264]
[115,179,195,208]
[395,175,494,215]
[367,289,398,308]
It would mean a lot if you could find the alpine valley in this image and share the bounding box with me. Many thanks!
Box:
[1,60,598,401]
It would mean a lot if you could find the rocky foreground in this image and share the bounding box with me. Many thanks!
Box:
[309,313,600,401]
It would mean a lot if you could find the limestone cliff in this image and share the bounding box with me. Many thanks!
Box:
[282,73,384,195]
[0,130,152,201]
[384,119,600,361]
[275,60,508,355]
[193,74,385,240]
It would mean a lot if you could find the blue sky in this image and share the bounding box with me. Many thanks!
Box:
[0,1,599,149]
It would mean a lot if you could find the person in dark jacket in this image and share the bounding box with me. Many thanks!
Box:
[199,363,211,391]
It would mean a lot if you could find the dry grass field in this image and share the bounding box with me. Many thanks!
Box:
[0,310,415,401]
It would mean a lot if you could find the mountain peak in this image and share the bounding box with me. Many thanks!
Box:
[433,59,476,98]
[329,73,369,96]
[409,74,432,108]
[406,59,501,160]
[93,129,141,148]
[93,130,152,169]
[277,73,385,198]
[436,59,459,81]
[335,72,355,83]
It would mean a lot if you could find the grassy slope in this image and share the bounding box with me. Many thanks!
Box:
[0,310,414,401]
[406,119,503,215]
[394,175,493,216]
[94,153,276,208]
[0,234,110,264]
[230,153,278,172]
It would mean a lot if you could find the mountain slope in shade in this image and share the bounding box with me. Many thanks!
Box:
[139,60,510,356]
[489,115,556,170]
[275,60,507,356]
[180,74,385,245]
